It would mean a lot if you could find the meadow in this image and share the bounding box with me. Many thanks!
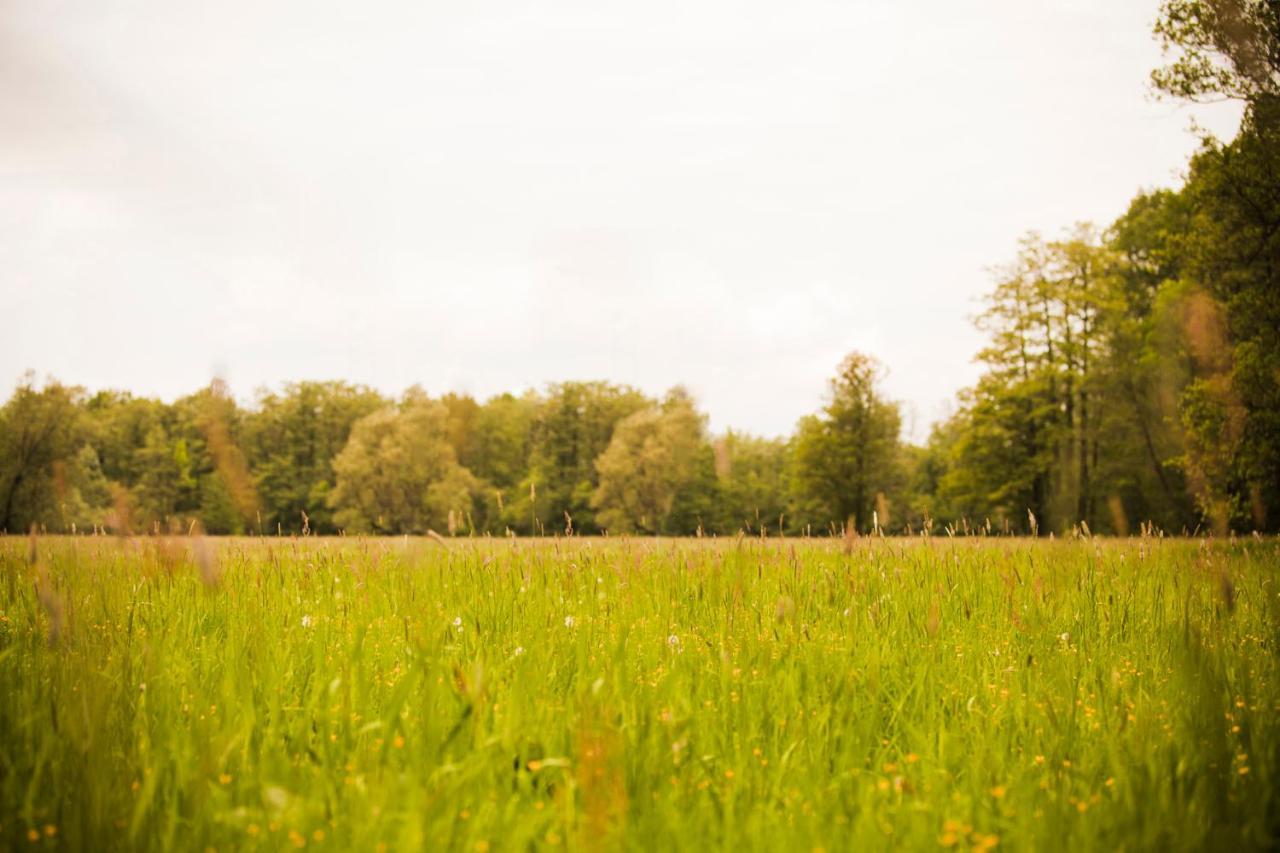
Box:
[1,534,1277,851]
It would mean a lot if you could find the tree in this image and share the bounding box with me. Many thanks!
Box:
[592,388,712,534]
[0,377,85,532]
[329,399,478,534]
[1152,0,1280,102]
[790,353,902,533]
[244,381,386,534]
[713,431,791,534]
[515,382,650,535]
[1091,192,1198,531]
[1175,99,1280,530]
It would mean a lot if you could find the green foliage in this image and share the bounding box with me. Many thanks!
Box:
[790,353,902,533]
[328,400,478,534]
[927,156,1278,534]
[1177,98,1280,530]
[713,431,791,534]
[1152,0,1280,102]
[592,388,713,534]
[0,377,84,533]
[244,381,387,535]
[516,382,650,535]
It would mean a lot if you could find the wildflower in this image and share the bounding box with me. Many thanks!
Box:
[564,616,575,628]
[219,773,232,785]
[514,646,525,657]
[301,615,313,629]
[990,785,1006,799]
[453,617,463,632]
[667,634,680,647]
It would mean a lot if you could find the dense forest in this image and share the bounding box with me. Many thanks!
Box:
[3,1,1276,537]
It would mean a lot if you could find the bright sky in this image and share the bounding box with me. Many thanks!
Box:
[1,0,1243,441]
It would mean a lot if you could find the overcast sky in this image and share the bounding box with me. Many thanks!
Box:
[1,0,1243,441]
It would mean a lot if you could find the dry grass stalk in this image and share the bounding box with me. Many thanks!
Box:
[191,530,222,589]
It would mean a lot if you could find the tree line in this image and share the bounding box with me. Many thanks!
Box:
[2,1,1276,537]
[0,360,905,537]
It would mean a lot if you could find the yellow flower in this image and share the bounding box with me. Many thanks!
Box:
[990,785,1007,799]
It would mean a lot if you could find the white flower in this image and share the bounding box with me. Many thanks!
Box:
[514,646,525,657]
[1059,632,1071,644]
[564,615,575,628]
[453,616,464,632]
[301,615,313,629]
[667,634,680,647]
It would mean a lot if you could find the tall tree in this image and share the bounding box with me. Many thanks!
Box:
[244,381,386,534]
[593,388,713,534]
[329,398,478,534]
[1152,0,1280,102]
[713,431,791,534]
[790,353,902,533]
[515,382,649,535]
[0,376,86,532]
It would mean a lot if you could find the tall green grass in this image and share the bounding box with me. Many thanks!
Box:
[1,535,1277,850]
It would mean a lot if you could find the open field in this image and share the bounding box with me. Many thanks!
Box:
[1,535,1278,851]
